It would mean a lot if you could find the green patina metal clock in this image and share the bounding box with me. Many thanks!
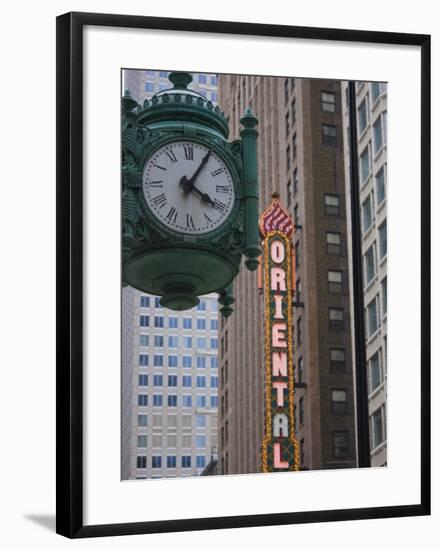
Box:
[122,72,260,316]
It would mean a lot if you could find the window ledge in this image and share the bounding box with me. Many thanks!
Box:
[371,440,387,456]
[379,253,387,268]
[366,327,382,345]
[364,275,378,294]
[368,381,385,400]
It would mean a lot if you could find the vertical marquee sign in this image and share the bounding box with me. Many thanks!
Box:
[260,195,299,472]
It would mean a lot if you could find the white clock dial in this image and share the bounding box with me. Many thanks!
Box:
[142,140,235,234]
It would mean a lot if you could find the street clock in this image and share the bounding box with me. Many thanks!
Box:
[122,72,260,315]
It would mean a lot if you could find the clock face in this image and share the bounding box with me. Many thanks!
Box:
[142,140,235,235]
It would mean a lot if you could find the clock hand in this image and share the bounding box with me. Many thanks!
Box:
[191,185,215,206]
[186,150,212,189]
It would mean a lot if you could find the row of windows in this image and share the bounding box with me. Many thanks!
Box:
[359,123,387,184]
[137,395,218,416]
[138,354,218,369]
[138,374,218,388]
[139,315,218,331]
[140,296,217,313]
[137,454,207,469]
[138,333,219,349]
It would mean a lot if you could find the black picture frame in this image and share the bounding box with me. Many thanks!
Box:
[56,11,431,539]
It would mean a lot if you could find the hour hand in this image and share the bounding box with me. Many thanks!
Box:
[189,182,215,206]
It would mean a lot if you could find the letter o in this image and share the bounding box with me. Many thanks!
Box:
[270,240,285,264]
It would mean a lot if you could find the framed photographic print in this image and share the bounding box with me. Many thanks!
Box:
[56,11,430,538]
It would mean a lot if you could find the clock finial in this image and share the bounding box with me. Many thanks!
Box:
[168,72,193,89]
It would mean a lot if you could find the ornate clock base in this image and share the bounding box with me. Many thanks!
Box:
[124,245,239,311]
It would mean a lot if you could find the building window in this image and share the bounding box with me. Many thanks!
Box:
[211,338,218,349]
[196,357,206,369]
[183,337,193,349]
[360,144,372,183]
[196,376,206,388]
[329,308,344,330]
[153,355,163,367]
[378,221,387,259]
[210,357,218,369]
[328,270,343,293]
[211,75,217,85]
[299,397,304,425]
[139,335,149,347]
[137,456,147,469]
[181,456,191,468]
[167,395,177,407]
[294,241,300,268]
[183,317,192,329]
[366,296,379,337]
[182,395,192,407]
[330,348,346,373]
[137,435,147,447]
[300,438,305,466]
[371,81,386,103]
[154,335,164,347]
[211,395,218,408]
[139,354,149,367]
[324,194,340,216]
[138,394,148,406]
[196,318,206,330]
[322,124,337,146]
[154,297,161,307]
[371,405,386,449]
[198,74,207,84]
[296,278,301,301]
[153,374,163,386]
[166,455,176,468]
[196,395,206,408]
[211,376,218,388]
[321,91,336,112]
[197,300,207,311]
[369,350,383,393]
[168,336,178,348]
[362,194,373,233]
[196,435,206,448]
[293,204,299,226]
[333,431,349,458]
[137,414,148,427]
[357,97,368,133]
[285,112,290,137]
[286,145,290,171]
[182,356,192,368]
[211,319,218,331]
[168,355,178,368]
[293,169,298,195]
[326,232,341,255]
[196,337,206,349]
[154,316,164,328]
[284,78,289,102]
[297,317,302,345]
[182,375,192,388]
[145,82,154,93]
[292,133,297,159]
[196,456,206,468]
[168,375,177,387]
[196,415,206,428]
[382,277,387,315]
[152,456,162,468]
[364,243,377,285]
[297,356,304,384]
[375,165,386,205]
[153,394,163,407]
[140,315,149,327]
[140,295,150,307]
[373,113,386,154]
[168,316,178,328]
[331,389,348,415]
[138,374,148,386]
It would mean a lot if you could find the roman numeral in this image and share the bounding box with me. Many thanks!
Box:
[152,193,167,208]
[204,213,213,224]
[153,163,166,171]
[211,168,224,177]
[149,180,163,188]
[166,206,178,224]
[216,185,229,193]
[186,214,195,229]
[184,146,194,160]
[165,150,178,163]
[212,199,226,213]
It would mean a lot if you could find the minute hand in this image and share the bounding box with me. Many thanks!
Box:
[187,150,211,187]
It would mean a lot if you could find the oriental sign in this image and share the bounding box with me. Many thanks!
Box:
[260,197,299,472]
